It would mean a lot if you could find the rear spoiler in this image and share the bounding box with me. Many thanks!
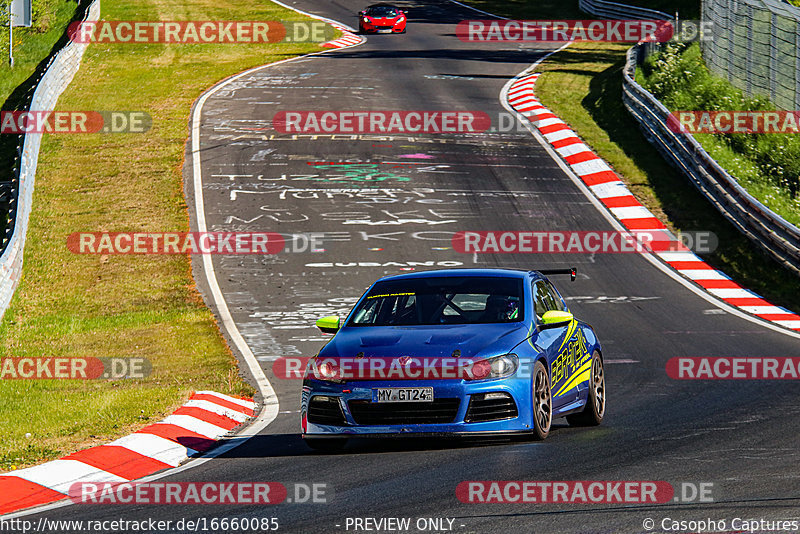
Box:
[538,267,577,281]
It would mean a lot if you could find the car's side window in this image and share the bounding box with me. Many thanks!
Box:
[533,281,558,323]
[534,279,568,324]
[545,281,567,312]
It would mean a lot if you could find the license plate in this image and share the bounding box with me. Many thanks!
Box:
[378,29,393,33]
[372,387,434,403]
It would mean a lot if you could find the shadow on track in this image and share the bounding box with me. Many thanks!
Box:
[214,426,576,458]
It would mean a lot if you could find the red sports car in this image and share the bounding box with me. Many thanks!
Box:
[358,3,407,34]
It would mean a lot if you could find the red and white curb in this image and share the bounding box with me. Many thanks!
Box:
[507,72,800,333]
[0,391,256,515]
[322,21,363,48]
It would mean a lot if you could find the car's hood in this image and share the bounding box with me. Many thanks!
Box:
[319,323,529,359]
[365,16,400,23]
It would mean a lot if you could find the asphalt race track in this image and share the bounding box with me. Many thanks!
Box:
[18,1,800,532]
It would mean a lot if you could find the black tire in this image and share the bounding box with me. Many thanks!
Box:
[531,360,552,440]
[304,437,348,452]
[566,351,605,427]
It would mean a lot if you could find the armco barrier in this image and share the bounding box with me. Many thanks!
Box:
[622,44,800,274]
[578,0,672,21]
[0,0,100,319]
[580,0,800,273]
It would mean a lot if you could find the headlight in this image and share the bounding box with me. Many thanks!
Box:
[309,358,343,383]
[466,354,518,381]
[363,17,371,23]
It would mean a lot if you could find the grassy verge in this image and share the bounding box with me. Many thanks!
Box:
[0,0,328,471]
[0,0,78,105]
[0,0,82,231]
[459,0,800,309]
[638,42,800,226]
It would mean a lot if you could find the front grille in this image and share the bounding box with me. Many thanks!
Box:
[308,396,346,426]
[375,25,394,30]
[465,393,518,423]
[348,398,460,425]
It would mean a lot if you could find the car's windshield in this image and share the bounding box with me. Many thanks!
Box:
[367,6,399,17]
[348,276,523,326]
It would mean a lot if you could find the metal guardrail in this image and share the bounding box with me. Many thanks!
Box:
[622,44,800,274]
[0,0,100,319]
[578,0,675,57]
[578,0,673,21]
[579,0,800,273]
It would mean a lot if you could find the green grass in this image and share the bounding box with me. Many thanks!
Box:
[639,42,800,225]
[458,0,800,310]
[0,0,329,471]
[0,0,81,192]
[0,0,79,102]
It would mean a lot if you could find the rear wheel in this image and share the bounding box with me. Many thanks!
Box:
[531,361,552,440]
[304,437,348,452]
[567,351,605,426]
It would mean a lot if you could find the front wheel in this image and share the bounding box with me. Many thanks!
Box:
[531,360,552,440]
[304,437,348,452]
[566,351,605,427]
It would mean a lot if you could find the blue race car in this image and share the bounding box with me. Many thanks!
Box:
[300,268,604,450]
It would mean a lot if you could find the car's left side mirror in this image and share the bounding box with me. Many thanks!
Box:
[358,10,366,15]
[540,310,574,329]
[316,315,341,334]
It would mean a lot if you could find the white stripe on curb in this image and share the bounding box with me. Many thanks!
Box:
[194,390,257,410]
[11,460,126,495]
[158,415,229,440]
[184,400,250,422]
[108,434,194,467]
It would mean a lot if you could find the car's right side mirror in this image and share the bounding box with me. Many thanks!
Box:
[358,10,366,15]
[540,310,574,329]
[316,315,341,334]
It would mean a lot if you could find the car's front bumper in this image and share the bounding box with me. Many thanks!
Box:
[360,21,406,33]
[301,378,532,437]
